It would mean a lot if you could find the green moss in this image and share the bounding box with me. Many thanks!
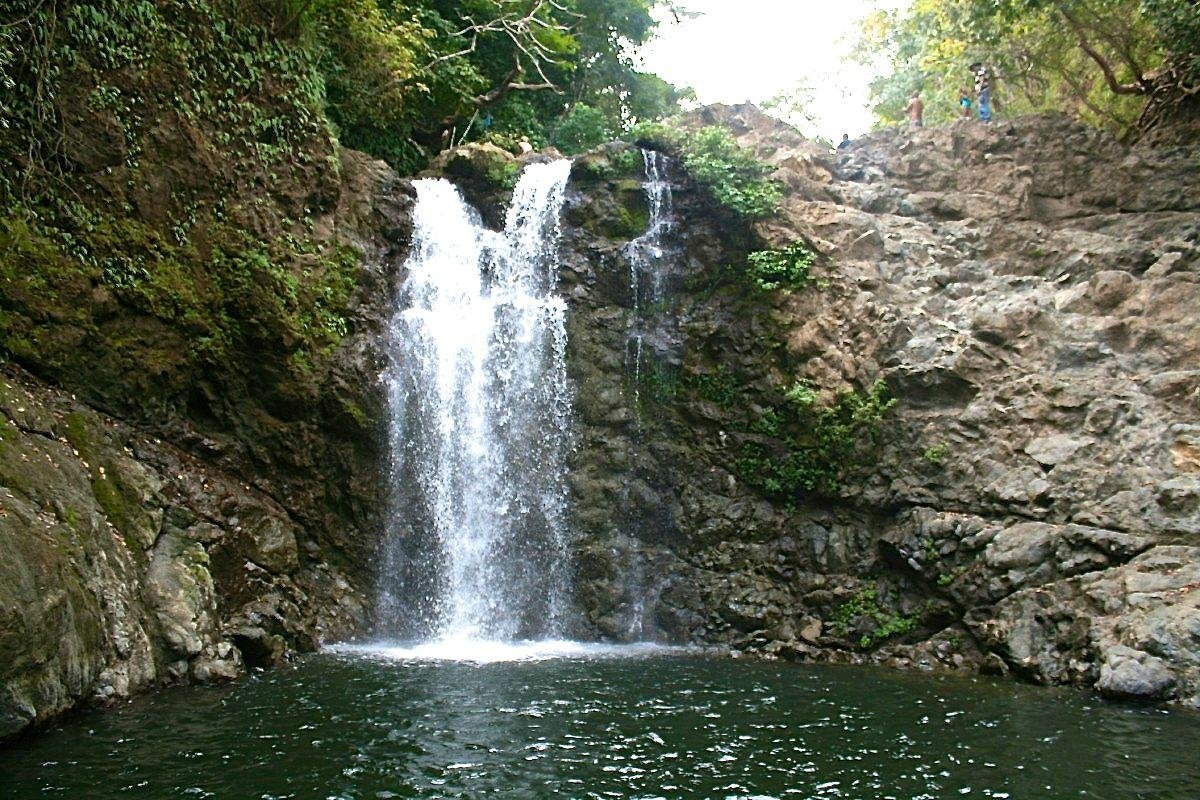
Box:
[0,202,363,406]
[340,397,368,428]
[603,203,651,240]
[484,160,521,191]
[445,147,522,191]
[575,146,643,180]
[734,379,896,499]
[628,357,679,422]
[61,412,129,536]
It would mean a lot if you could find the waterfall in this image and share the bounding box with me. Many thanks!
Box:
[620,149,676,641]
[378,160,574,647]
[628,149,673,312]
[625,149,675,414]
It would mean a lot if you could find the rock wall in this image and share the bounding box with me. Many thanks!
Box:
[558,107,1200,707]
[3,91,1197,743]
[0,366,367,737]
[0,143,410,739]
[0,142,408,738]
[0,2,415,740]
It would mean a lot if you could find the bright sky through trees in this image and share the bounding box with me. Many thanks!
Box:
[638,0,905,139]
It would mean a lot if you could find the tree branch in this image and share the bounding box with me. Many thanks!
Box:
[1053,2,1147,95]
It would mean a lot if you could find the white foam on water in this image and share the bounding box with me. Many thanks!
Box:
[328,638,684,665]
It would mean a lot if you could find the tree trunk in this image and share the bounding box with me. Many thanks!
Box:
[1132,60,1200,145]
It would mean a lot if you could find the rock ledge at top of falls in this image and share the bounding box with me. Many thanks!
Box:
[558,104,1200,708]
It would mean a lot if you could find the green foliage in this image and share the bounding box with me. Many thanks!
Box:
[0,0,335,201]
[677,127,782,219]
[627,355,679,422]
[747,243,816,292]
[734,380,896,498]
[551,104,618,154]
[685,365,739,407]
[575,146,644,180]
[309,0,681,171]
[831,587,925,649]
[854,0,1190,134]
[0,0,682,181]
[0,203,361,386]
[629,123,781,218]
[642,360,679,404]
[483,160,521,191]
[1140,0,1200,80]
[923,443,948,464]
[630,120,685,150]
[784,380,818,410]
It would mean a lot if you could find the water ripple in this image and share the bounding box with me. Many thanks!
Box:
[2,654,1198,799]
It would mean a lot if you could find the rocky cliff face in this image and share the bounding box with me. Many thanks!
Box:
[0,2,414,739]
[0,146,410,739]
[558,107,1200,707]
[0,142,411,738]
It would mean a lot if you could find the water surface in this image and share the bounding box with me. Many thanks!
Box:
[4,651,1198,799]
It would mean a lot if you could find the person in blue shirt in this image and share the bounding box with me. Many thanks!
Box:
[970,62,992,122]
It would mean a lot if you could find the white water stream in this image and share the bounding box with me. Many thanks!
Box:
[377,160,574,654]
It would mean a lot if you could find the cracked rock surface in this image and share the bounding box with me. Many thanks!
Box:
[0,368,368,738]
[557,106,1200,706]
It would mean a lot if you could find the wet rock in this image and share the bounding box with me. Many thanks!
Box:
[1097,647,1176,700]
[0,369,368,740]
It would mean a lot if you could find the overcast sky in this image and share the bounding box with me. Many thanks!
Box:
[637,0,905,140]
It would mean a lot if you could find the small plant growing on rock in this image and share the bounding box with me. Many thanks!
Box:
[784,380,818,409]
[831,587,925,649]
[923,443,948,465]
[735,379,896,498]
[747,242,816,292]
[685,365,739,407]
[678,127,782,219]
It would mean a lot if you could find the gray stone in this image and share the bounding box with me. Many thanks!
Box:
[1024,435,1092,466]
[1096,646,1176,699]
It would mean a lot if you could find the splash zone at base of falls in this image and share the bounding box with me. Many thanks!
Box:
[376,159,576,648]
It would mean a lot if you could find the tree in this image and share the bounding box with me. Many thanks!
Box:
[856,0,1198,140]
[310,0,684,164]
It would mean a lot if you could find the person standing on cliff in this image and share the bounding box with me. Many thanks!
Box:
[904,90,924,128]
[970,62,993,122]
[959,87,973,119]
[837,133,852,150]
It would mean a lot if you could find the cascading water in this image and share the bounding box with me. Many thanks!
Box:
[625,149,674,413]
[619,149,677,640]
[628,149,673,311]
[377,160,574,650]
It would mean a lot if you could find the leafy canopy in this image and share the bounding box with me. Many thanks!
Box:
[306,0,685,168]
[855,0,1198,136]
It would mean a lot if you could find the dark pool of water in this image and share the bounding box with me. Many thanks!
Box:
[3,649,1198,799]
